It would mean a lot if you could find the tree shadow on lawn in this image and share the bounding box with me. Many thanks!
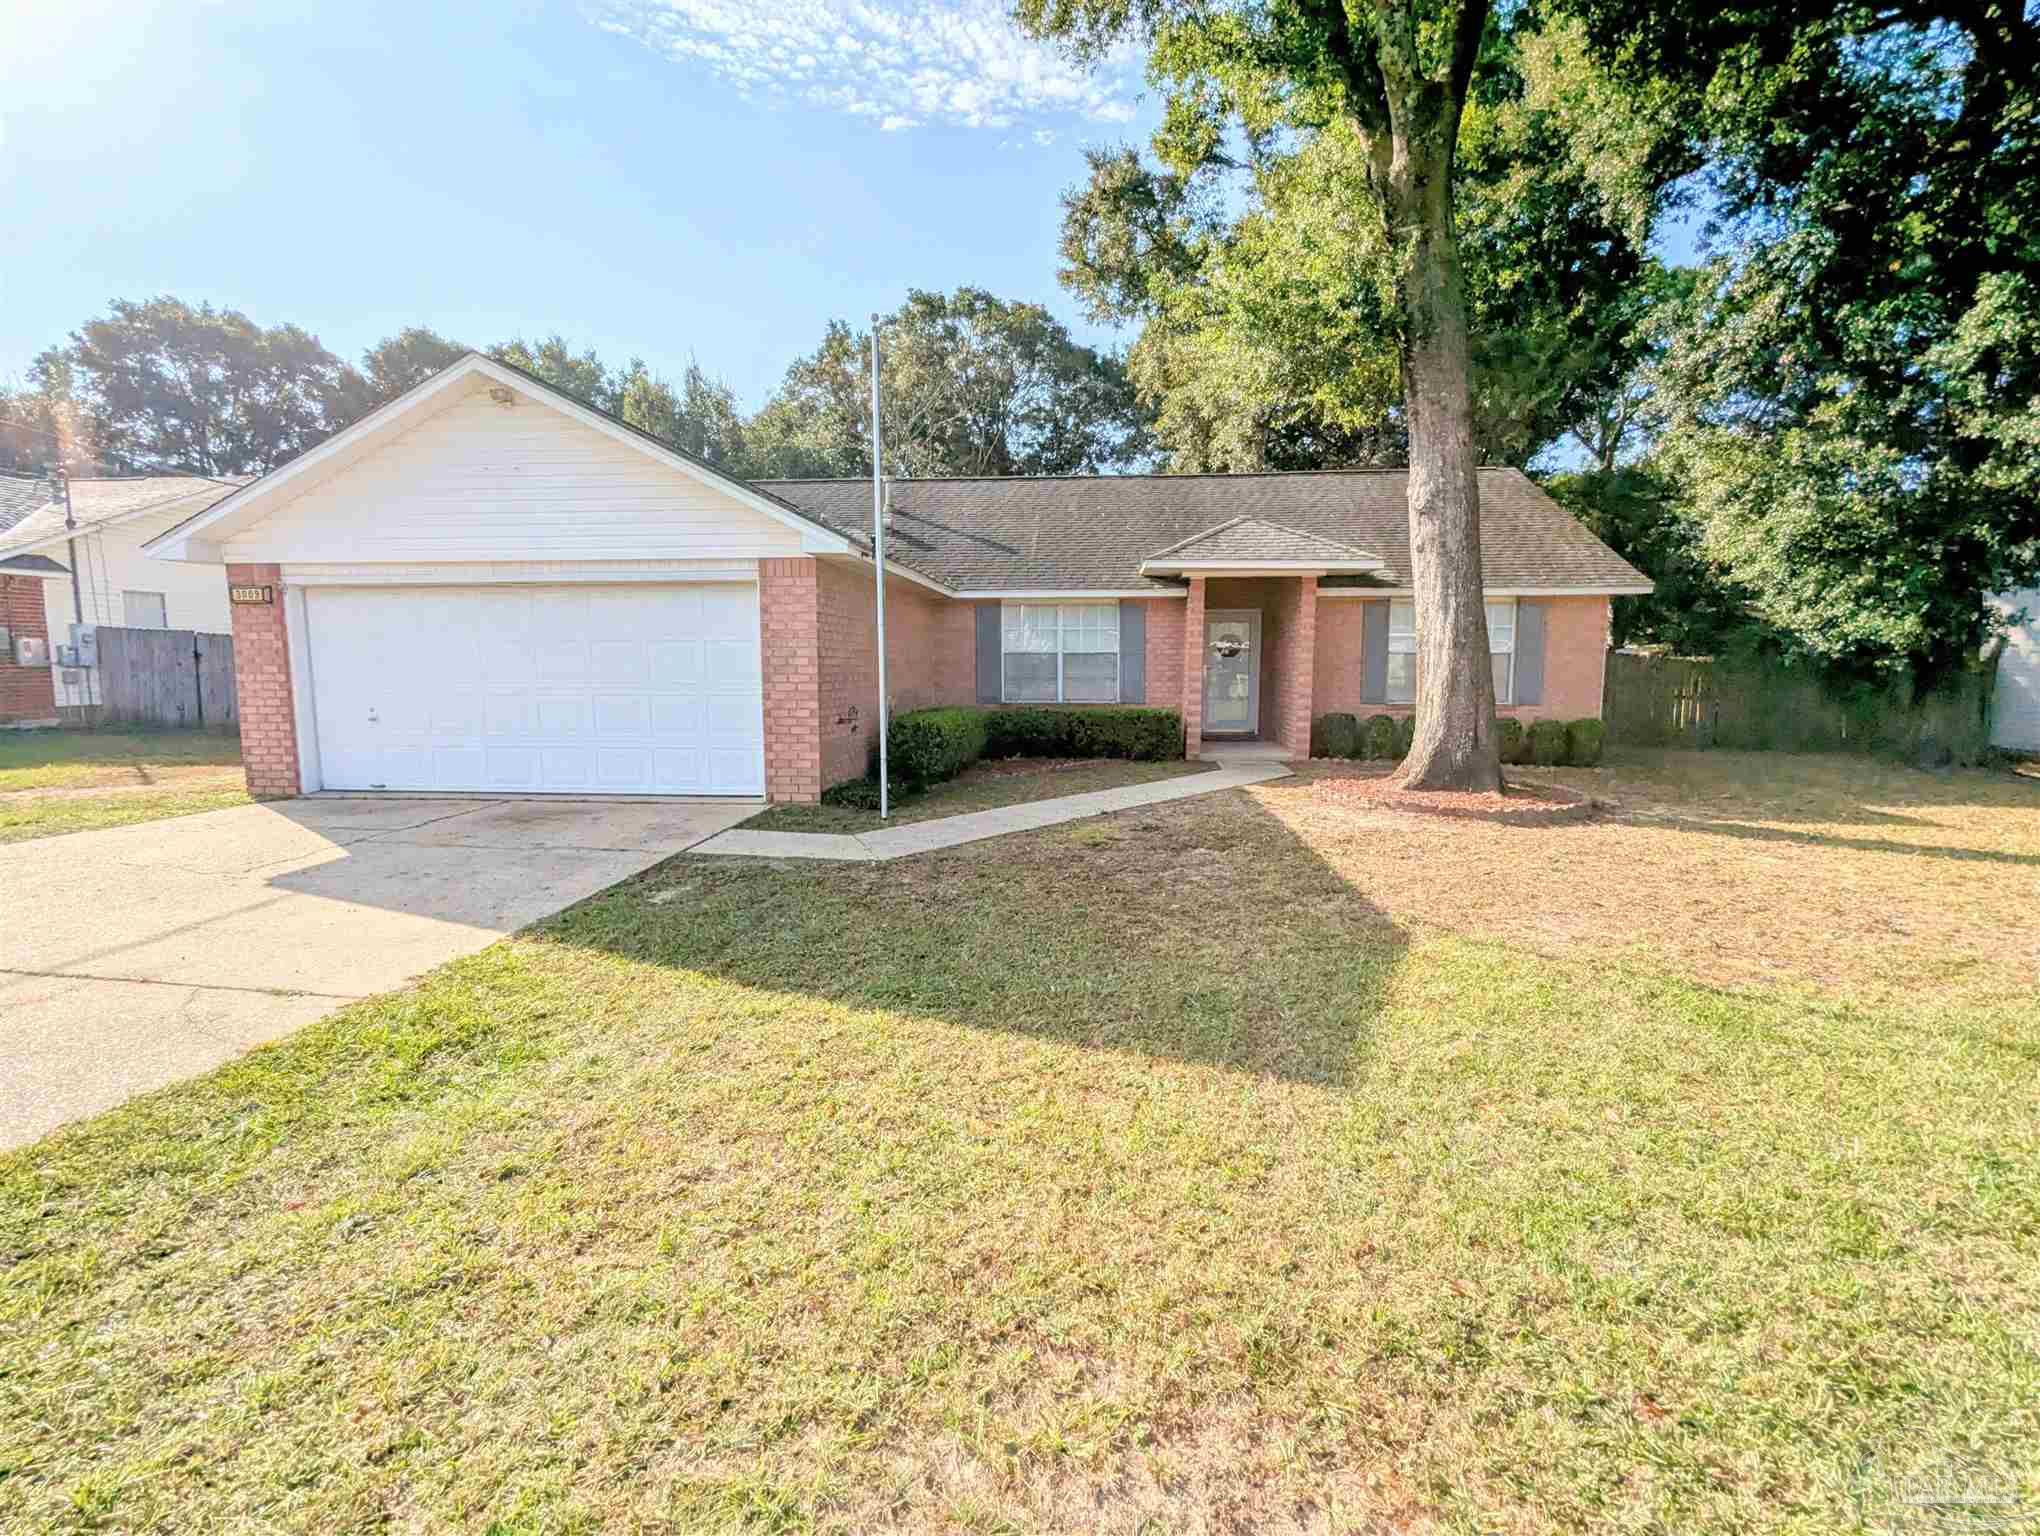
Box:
[541,788,1408,1089]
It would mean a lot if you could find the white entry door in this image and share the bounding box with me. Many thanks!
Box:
[305,584,763,795]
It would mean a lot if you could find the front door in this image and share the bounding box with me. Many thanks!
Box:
[1204,610,1260,734]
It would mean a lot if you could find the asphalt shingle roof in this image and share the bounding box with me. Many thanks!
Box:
[0,477,242,559]
[0,476,55,539]
[758,468,1651,594]
[1144,516,1383,567]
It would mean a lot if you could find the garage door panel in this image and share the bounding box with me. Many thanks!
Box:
[307,583,763,795]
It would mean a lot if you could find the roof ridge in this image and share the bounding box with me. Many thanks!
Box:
[756,466,1526,486]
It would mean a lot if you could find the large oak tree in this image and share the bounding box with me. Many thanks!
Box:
[1021,0,1511,787]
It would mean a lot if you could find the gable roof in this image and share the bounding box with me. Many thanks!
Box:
[760,468,1653,595]
[1140,516,1385,572]
[144,353,855,563]
[0,476,242,560]
[0,476,56,540]
[0,551,68,577]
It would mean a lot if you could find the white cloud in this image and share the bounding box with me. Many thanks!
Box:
[587,0,1141,133]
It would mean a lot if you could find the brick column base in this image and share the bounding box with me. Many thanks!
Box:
[759,558,824,802]
[1280,576,1317,755]
[1181,576,1206,760]
[227,563,301,798]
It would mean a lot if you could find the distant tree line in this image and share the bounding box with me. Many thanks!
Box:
[0,288,1150,489]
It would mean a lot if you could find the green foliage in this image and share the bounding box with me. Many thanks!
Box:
[744,288,1151,480]
[359,328,469,405]
[1312,713,1362,759]
[1496,717,1526,765]
[1364,715,1403,761]
[1529,720,1571,765]
[1565,718,1605,766]
[1394,715,1418,759]
[1555,0,2040,683]
[38,297,365,475]
[983,707,1184,762]
[820,776,905,812]
[886,709,990,789]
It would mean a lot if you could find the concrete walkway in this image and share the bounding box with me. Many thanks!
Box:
[693,760,1292,862]
[0,796,755,1151]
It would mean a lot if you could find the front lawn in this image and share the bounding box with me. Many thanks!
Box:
[743,755,1212,833]
[2,751,2034,1531]
[0,729,249,843]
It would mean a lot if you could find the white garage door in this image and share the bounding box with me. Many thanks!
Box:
[305,584,764,795]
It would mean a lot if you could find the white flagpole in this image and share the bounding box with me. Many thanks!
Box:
[871,314,890,820]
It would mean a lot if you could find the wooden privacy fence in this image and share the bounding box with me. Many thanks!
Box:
[1604,649,1993,760]
[83,626,237,729]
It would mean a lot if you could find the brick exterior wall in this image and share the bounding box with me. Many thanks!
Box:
[0,575,58,723]
[812,560,974,791]
[1180,577,1206,759]
[1311,594,1612,728]
[1269,576,1317,754]
[226,564,300,797]
[760,557,825,803]
[1142,597,1185,716]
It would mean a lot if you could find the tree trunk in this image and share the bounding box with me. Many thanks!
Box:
[1390,117,1502,792]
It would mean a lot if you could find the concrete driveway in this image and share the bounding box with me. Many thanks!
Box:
[0,796,756,1151]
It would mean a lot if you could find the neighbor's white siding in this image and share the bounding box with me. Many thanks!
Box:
[45,505,234,709]
[219,390,807,565]
[1990,588,2040,752]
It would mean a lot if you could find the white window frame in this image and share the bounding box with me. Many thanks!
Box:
[123,590,169,630]
[1487,598,1517,705]
[1001,601,1120,704]
[1386,599,1418,704]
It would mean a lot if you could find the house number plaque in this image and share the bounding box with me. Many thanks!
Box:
[228,585,274,605]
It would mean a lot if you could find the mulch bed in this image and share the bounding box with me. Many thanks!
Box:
[1301,762,1600,826]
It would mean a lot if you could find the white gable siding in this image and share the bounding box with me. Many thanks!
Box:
[220,391,807,565]
[1990,588,2040,752]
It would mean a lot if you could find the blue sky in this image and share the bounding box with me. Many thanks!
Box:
[0,0,1157,409]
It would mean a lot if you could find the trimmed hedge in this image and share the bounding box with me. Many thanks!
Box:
[1497,717,1526,765]
[1566,717,1606,766]
[1312,712,1361,759]
[887,707,988,788]
[1394,714,1418,760]
[982,706,1183,763]
[1528,719,1570,766]
[1363,715,1401,760]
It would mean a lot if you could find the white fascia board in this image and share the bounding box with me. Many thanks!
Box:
[142,353,853,563]
[1139,560,1387,576]
[958,588,1190,600]
[830,551,955,596]
[1315,583,1657,598]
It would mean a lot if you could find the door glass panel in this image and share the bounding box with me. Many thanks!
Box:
[1205,617,1255,730]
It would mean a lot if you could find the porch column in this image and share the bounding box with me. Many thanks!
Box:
[1279,575,1318,755]
[1181,576,1205,760]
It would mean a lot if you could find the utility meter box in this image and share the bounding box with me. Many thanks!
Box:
[70,624,98,668]
[13,635,49,667]
[56,644,77,667]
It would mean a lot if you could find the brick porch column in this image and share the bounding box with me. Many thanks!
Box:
[1280,575,1318,755]
[226,563,300,798]
[1181,575,1205,760]
[758,557,824,803]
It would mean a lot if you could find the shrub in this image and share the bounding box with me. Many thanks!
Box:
[1528,719,1570,766]
[1363,715,1400,760]
[982,706,1183,762]
[888,707,988,788]
[1497,717,1526,765]
[1565,718,1606,766]
[1312,712,1360,759]
[1394,714,1417,759]
[820,775,909,810]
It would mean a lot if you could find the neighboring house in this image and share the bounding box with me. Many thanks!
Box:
[0,475,242,714]
[0,476,69,725]
[145,354,1651,802]
[1990,588,2040,752]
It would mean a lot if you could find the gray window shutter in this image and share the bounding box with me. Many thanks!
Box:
[1361,601,1389,705]
[1515,600,1546,706]
[1118,600,1146,703]
[975,601,1002,704]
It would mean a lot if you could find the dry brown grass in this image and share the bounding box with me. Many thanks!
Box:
[1260,748,2040,1007]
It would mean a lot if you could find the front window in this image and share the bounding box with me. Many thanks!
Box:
[1002,602,1119,704]
[123,591,168,630]
[1386,600,1417,704]
[1487,599,1517,705]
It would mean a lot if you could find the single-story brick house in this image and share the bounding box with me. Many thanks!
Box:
[144,353,1651,801]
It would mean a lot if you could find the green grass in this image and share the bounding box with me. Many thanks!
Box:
[0,729,242,792]
[0,780,252,844]
[743,755,1212,833]
[2,774,2033,1533]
